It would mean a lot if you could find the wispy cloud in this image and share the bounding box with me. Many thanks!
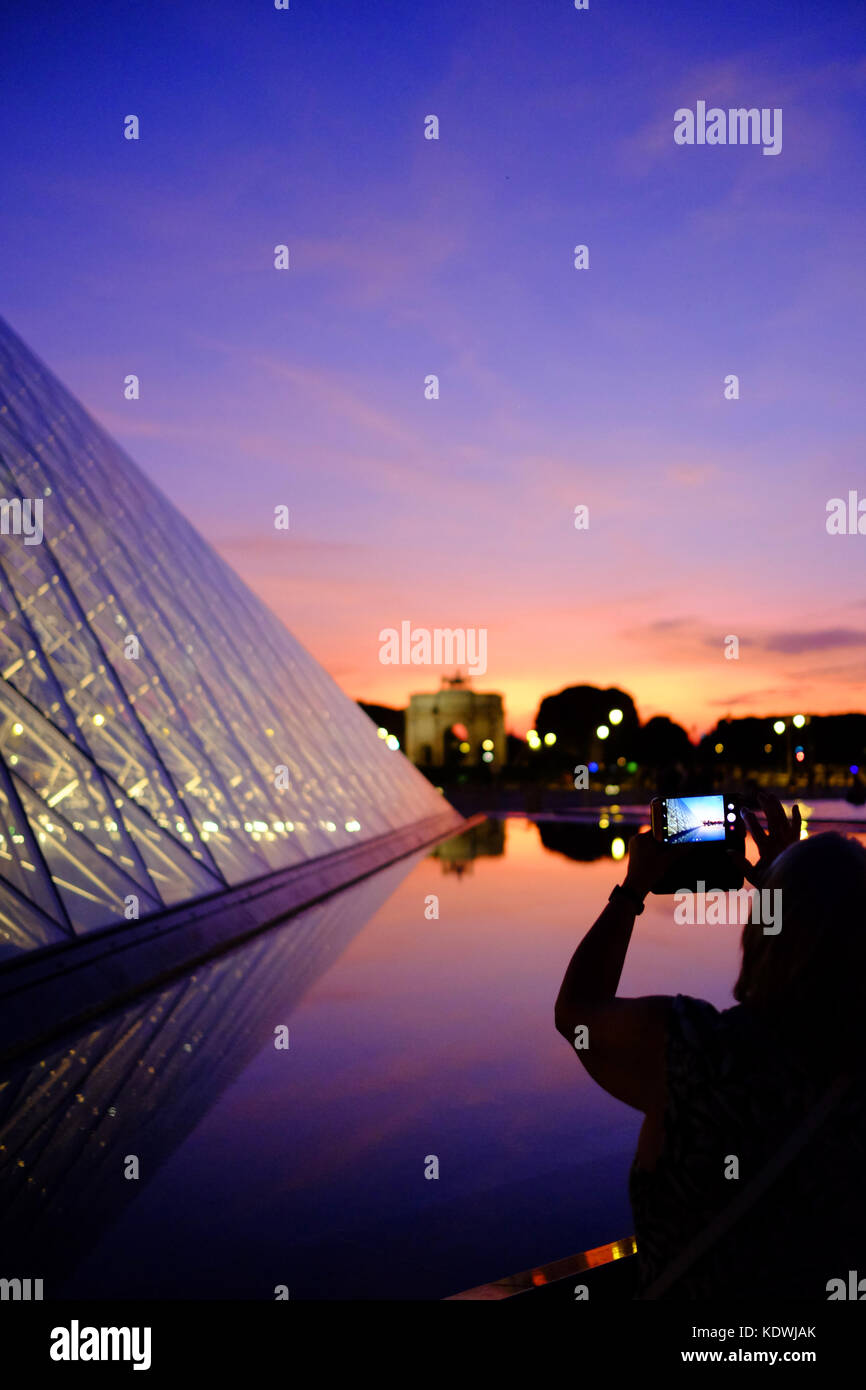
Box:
[761,628,866,654]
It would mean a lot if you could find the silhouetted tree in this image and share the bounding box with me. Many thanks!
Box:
[637,715,693,767]
[357,702,405,743]
[533,685,639,766]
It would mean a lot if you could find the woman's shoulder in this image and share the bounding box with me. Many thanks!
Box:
[667,992,751,1051]
[665,993,770,1094]
[663,993,831,1141]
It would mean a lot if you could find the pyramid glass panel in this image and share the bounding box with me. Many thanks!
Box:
[116,790,222,907]
[0,878,68,961]
[0,317,452,954]
[0,677,157,889]
[14,775,162,934]
[0,763,66,927]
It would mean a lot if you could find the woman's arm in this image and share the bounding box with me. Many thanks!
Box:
[554,831,682,1112]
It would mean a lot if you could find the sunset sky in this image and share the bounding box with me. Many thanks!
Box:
[3,0,866,739]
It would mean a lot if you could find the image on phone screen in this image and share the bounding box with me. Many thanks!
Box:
[661,794,727,844]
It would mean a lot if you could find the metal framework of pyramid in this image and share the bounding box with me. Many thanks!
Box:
[0,316,448,959]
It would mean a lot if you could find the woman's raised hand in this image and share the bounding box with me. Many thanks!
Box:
[738,792,802,886]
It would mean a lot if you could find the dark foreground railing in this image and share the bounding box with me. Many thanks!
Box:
[446,1235,639,1301]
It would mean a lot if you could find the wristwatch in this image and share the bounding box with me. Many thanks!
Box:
[609,882,646,914]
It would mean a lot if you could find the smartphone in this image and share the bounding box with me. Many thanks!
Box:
[651,793,741,845]
[649,793,745,893]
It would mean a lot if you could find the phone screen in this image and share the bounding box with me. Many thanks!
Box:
[659,794,737,844]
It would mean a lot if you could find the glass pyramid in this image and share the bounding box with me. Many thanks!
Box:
[0,316,450,958]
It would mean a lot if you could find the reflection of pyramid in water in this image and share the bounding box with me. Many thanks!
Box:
[0,857,416,1293]
[0,317,447,958]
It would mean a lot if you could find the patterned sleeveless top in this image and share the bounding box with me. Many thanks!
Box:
[629,994,866,1299]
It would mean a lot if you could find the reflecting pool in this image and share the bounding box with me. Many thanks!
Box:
[0,813,849,1300]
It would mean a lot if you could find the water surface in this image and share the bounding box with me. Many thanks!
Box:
[1,812,847,1300]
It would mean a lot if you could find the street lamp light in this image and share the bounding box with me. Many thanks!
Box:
[608,709,623,725]
[597,724,610,740]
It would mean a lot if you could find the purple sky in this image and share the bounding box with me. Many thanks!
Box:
[3,0,866,736]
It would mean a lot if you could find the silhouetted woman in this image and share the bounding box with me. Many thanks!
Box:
[555,794,866,1298]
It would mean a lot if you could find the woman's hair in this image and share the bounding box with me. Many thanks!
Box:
[733,831,866,1059]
